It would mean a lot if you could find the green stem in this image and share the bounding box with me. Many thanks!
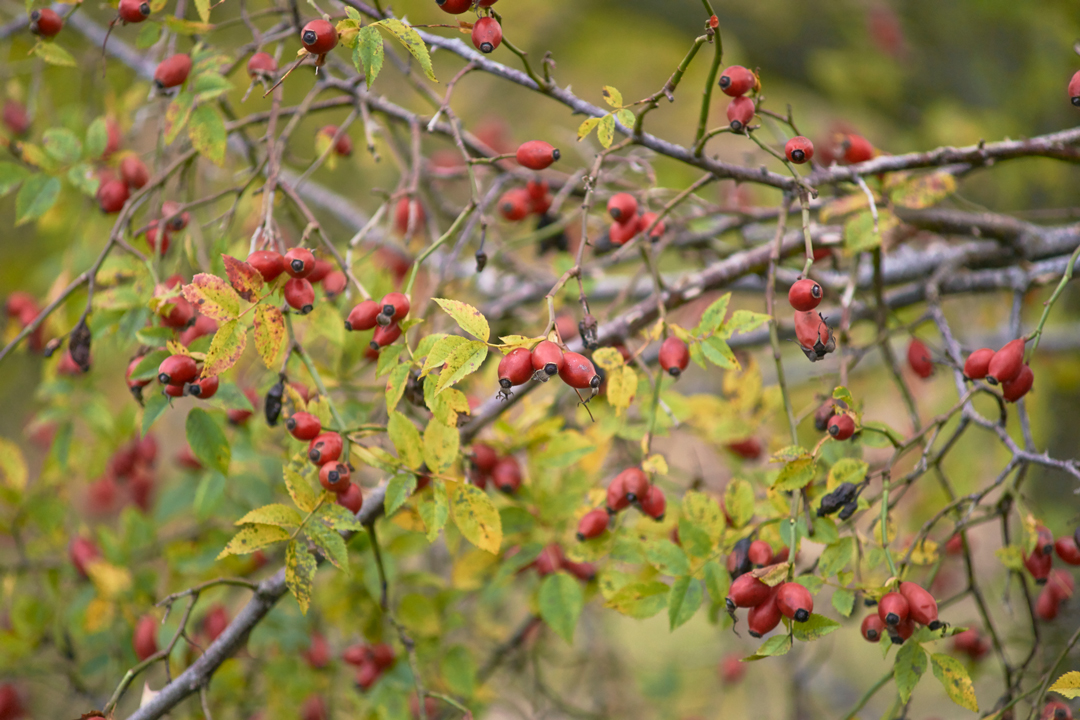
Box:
[1026,242,1080,361]
[881,475,898,579]
[692,13,723,154]
[286,314,348,433]
[634,35,707,135]
[842,669,894,720]
[404,202,476,296]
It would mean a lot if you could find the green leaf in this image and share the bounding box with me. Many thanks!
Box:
[827,457,868,491]
[577,116,600,141]
[193,0,210,23]
[319,503,364,531]
[743,634,792,661]
[703,561,731,607]
[895,641,928,703]
[644,540,690,577]
[384,473,417,516]
[305,521,349,570]
[831,587,855,617]
[0,162,29,196]
[235,503,302,528]
[385,363,410,413]
[217,524,290,558]
[818,537,854,577]
[141,393,171,435]
[930,653,978,711]
[85,117,109,159]
[376,344,405,378]
[421,335,469,377]
[284,467,318,513]
[539,572,584,644]
[192,72,232,101]
[668,576,703,630]
[724,478,755,529]
[441,646,477,697]
[354,25,384,85]
[189,104,227,166]
[683,490,724,540]
[42,129,82,165]
[435,339,488,394]
[31,41,76,66]
[601,85,623,107]
[0,437,28,491]
[701,336,739,369]
[195,473,225,520]
[433,298,490,342]
[792,613,840,641]
[66,163,99,197]
[183,273,241,321]
[388,411,423,469]
[773,457,817,491]
[185,408,230,475]
[253,305,285,368]
[1049,671,1080,699]
[15,175,60,225]
[422,417,459,474]
[721,309,771,337]
[696,293,731,334]
[374,18,436,82]
[891,171,956,209]
[450,482,502,554]
[605,581,669,618]
[597,114,615,148]
[615,108,636,128]
[164,92,194,145]
[285,539,317,614]
[135,21,162,48]
[202,319,247,378]
[418,479,449,542]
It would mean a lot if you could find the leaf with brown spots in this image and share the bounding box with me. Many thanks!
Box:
[222,255,264,302]
[182,273,240,322]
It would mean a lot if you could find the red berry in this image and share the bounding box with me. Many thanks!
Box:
[498,347,533,391]
[1056,536,1080,565]
[306,258,333,284]
[1048,569,1074,603]
[747,540,772,567]
[785,136,814,164]
[120,154,149,189]
[337,482,363,514]
[718,653,746,684]
[322,271,347,298]
[159,294,195,330]
[471,443,498,473]
[726,96,755,131]
[1036,583,1061,621]
[607,193,638,223]
[639,483,666,520]
[563,559,596,581]
[878,591,909,626]
[516,140,560,171]
[747,589,782,637]
[393,197,425,235]
[247,52,277,78]
[69,536,100,578]
[891,617,915,644]
[187,375,219,400]
[133,614,158,660]
[154,54,192,90]
[371,643,395,670]
[794,310,835,361]
[379,292,410,323]
[788,278,823,311]
[963,348,994,380]
[103,117,122,156]
[658,337,689,377]
[30,7,63,37]
[609,217,640,245]
[718,65,757,97]
[898,581,939,627]
[144,221,170,254]
[1042,701,1073,720]
[97,179,130,213]
[284,278,315,314]
[534,544,564,576]
[945,533,964,555]
[308,432,343,465]
[531,340,564,377]
[726,438,762,460]
[318,125,352,156]
[1070,70,1080,107]
[435,0,472,14]
[247,250,285,282]
[286,411,322,440]
[163,382,186,398]
[202,605,229,642]
[161,201,189,231]
[827,414,855,440]
[1001,364,1033,402]
[300,19,337,55]
[0,683,24,720]
[471,17,502,53]
[319,462,351,492]
[1036,525,1054,556]
[842,134,874,164]
[861,613,885,642]
[606,472,631,513]
[986,338,1025,385]
[1024,547,1052,582]
[638,212,665,239]
[615,467,648,502]
[301,695,327,720]
[345,300,380,331]
[492,456,522,493]
[2,100,29,136]
[371,323,401,349]
[558,351,600,390]
[118,0,151,23]
[284,247,316,278]
[776,582,814,622]
[576,508,609,541]
[907,338,933,378]
[157,354,197,386]
[952,629,990,660]
[498,188,530,221]
[726,574,773,609]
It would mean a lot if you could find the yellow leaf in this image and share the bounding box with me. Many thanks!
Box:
[217,524,291,558]
[0,437,28,490]
[605,365,636,416]
[1049,671,1080,699]
[85,560,133,598]
[641,454,668,476]
[450,482,502,554]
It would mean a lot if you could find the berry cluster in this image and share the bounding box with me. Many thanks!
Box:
[860,581,941,645]
[343,641,396,690]
[962,337,1034,402]
[157,352,219,399]
[512,543,596,582]
[468,443,521,493]
[727,574,815,637]
[497,339,600,399]
[603,467,665,521]
[787,278,837,363]
[1024,525,1080,621]
[498,179,553,222]
[85,434,159,514]
[5,292,46,352]
[604,192,665,246]
[345,291,410,352]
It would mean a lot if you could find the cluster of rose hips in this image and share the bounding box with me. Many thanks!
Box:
[317,125,353,157]
[1023,525,1080,621]
[727,572,815,638]
[345,291,410,352]
[498,179,555,222]
[139,200,191,255]
[962,337,1033,402]
[575,467,665,544]
[285,411,357,502]
[468,443,522,493]
[497,338,600,399]
[604,192,666,246]
[393,196,426,237]
[5,292,46,352]
[860,581,942,645]
[156,352,220,400]
[510,543,596,582]
[788,278,836,363]
[343,641,396,690]
[86,433,159,514]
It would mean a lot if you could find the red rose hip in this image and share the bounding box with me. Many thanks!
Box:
[788,278,823,311]
[516,140,560,170]
[658,337,689,377]
[785,136,814,164]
